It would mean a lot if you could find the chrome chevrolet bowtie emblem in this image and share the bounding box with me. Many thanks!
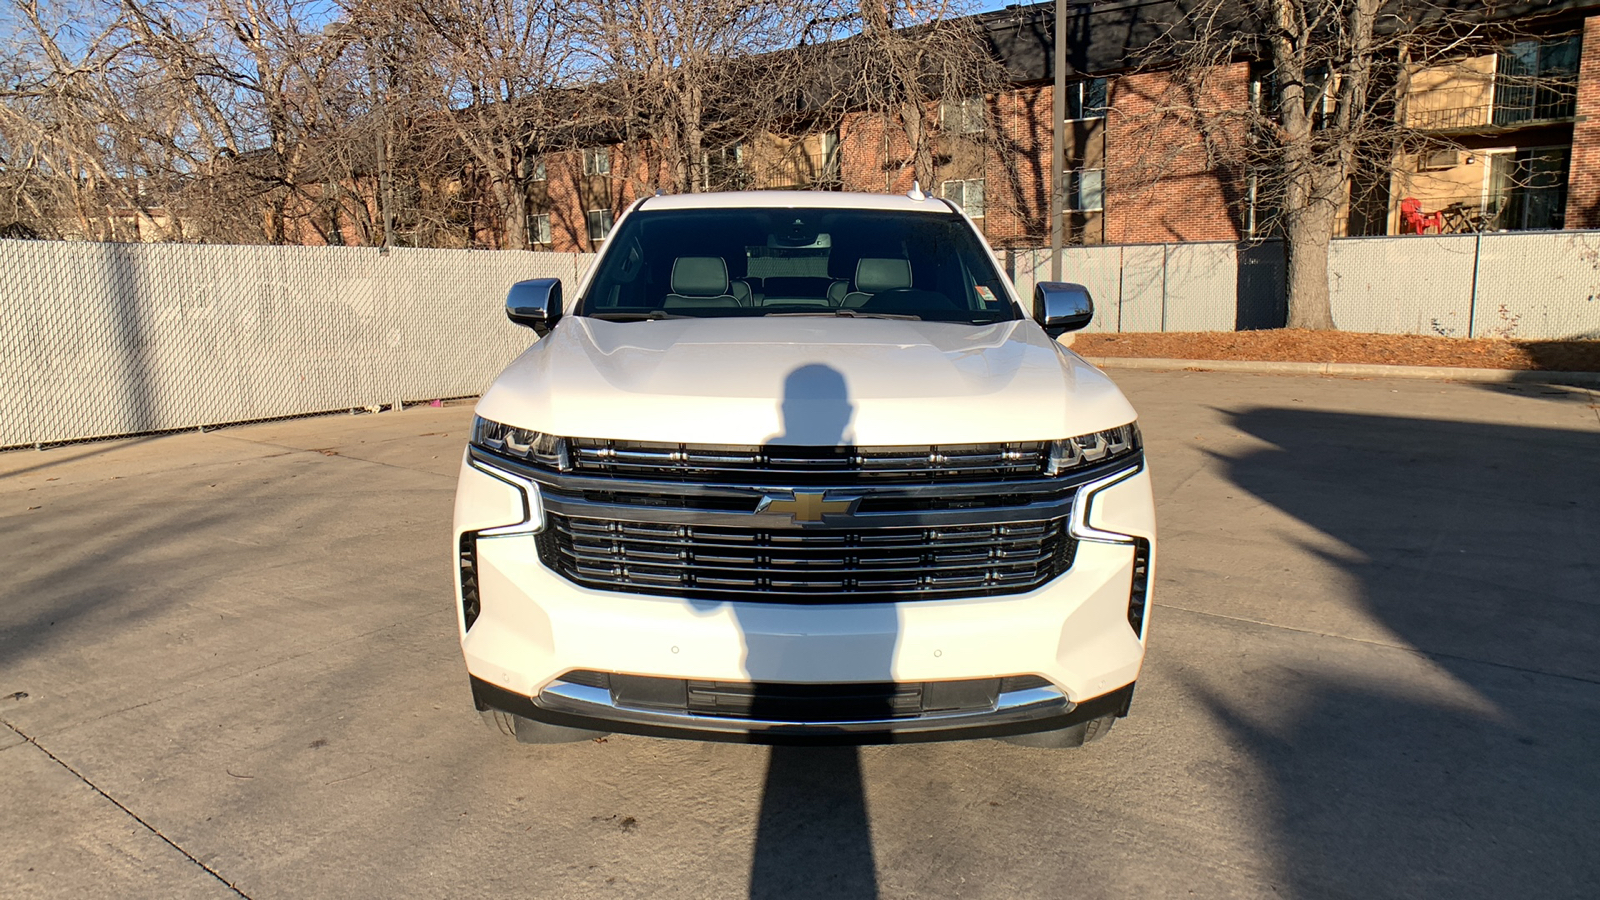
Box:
[756,490,860,524]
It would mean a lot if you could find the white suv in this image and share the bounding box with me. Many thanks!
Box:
[453,191,1155,747]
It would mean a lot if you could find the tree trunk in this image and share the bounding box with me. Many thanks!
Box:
[684,81,705,193]
[496,174,530,250]
[1283,204,1336,330]
[901,99,933,190]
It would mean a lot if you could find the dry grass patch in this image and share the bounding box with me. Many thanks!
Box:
[1073,330,1600,372]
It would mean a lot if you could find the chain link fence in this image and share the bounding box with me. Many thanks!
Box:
[0,241,592,448]
[6,232,1599,448]
[1011,230,1600,341]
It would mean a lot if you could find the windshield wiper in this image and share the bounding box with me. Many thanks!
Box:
[585,310,693,322]
[769,309,922,321]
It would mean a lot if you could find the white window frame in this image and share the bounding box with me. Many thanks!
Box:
[583,147,611,176]
[1065,168,1104,212]
[530,158,546,182]
[1064,78,1109,122]
[586,208,613,242]
[941,97,985,135]
[703,142,746,189]
[941,178,986,219]
[533,213,552,245]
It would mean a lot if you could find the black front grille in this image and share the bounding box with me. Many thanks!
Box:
[568,438,1051,485]
[459,533,480,631]
[1128,538,1151,637]
[536,513,1076,602]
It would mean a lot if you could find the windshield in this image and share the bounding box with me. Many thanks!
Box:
[577,207,1019,324]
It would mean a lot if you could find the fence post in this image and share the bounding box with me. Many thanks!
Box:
[1467,231,1482,339]
[1160,243,1170,333]
[1116,246,1125,333]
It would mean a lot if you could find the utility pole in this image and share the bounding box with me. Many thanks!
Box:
[1049,0,1066,282]
[375,66,393,253]
[370,19,394,253]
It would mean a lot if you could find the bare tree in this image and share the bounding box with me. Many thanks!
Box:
[338,0,580,249]
[0,0,146,239]
[567,0,836,196]
[0,0,1012,247]
[0,0,376,243]
[1132,0,1508,329]
[833,0,1003,191]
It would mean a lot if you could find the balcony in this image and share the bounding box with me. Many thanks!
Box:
[708,149,842,193]
[1408,88,1577,133]
[1408,36,1580,133]
[1399,188,1568,235]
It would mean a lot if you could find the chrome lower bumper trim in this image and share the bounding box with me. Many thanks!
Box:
[536,679,1073,736]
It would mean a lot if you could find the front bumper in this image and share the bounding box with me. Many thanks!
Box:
[472,673,1136,745]
[453,449,1156,743]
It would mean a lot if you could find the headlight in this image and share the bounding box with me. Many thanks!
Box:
[471,416,569,471]
[1045,423,1141,475]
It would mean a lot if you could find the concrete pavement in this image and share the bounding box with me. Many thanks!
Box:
[2,373,1598,899]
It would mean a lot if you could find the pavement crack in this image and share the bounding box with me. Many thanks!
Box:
[0,719,253,899]
[1155,602,1600,687]
[211,432,456,480]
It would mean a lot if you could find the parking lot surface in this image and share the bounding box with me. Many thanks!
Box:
[3,371,1598,899]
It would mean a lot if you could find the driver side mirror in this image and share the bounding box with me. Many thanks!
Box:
[1033,282,1094,337]
[506,278,562,336]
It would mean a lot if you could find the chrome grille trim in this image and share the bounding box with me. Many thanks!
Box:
[535,514,1076,602]
[568,438,1051,484]
[466,447,1143,602]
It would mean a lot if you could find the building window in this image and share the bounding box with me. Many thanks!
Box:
[1065,78,1108,121]
[533,214,551,245]
[941,97,985,134]
[1250,67,1336,128]
[1494,34,1581,125]
[583,147,610,176]
[530,159,546,182]
[705,143,747,190]
[1485,145,1570,230]
[941,178,985,218]
[1065,169,1104,211]
[586,208,613,242]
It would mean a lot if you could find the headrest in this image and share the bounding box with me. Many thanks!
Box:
[671,257,729,297]
[855,258,912,293]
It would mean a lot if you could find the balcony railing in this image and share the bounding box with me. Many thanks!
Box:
[706,150,841,193]
[1409,81,1577,131]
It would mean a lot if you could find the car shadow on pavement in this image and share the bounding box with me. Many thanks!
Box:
[1207,406,1600,898]
[740,362,885,899]
[749,746,878,900]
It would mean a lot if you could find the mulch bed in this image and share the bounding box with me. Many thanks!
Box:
[1072,330,1600,372]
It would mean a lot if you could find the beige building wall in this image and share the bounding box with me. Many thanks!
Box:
[745,131,837,189]
[1405,54,1496,129]
[1391,54,1499,232]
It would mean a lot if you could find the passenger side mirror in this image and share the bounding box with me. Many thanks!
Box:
[1033,282,1094,337]
[506,278,563,336]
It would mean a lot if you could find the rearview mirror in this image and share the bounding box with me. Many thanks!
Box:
[1033,282,1093,337]
[506,278,562,335]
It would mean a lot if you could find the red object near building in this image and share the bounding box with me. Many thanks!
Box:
[1400,197,1445,234]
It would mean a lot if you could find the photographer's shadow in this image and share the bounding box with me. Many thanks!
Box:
[743,363,891,900]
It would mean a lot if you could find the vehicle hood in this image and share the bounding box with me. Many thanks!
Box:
[476,317,1137,445]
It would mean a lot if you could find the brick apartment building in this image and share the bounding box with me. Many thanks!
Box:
[383,0,1600,254]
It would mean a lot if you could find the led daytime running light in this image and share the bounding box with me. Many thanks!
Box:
[1046,423,1141,475]
[471,417,570,471]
